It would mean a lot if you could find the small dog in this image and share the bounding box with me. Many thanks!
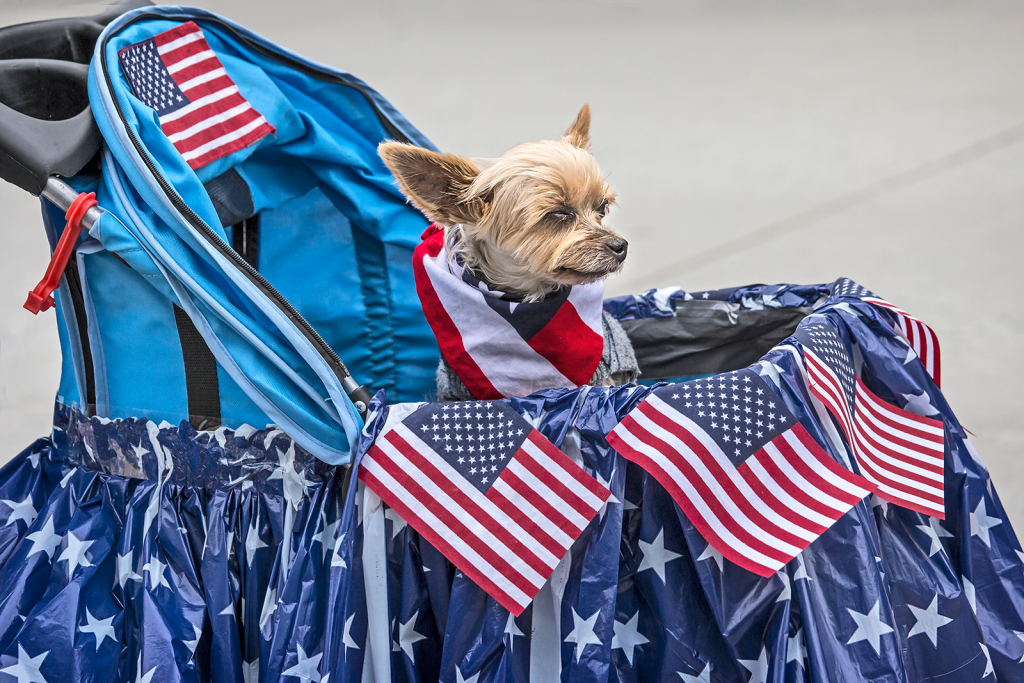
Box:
[380,105,638,401]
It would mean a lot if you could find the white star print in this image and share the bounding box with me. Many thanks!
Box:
[312,515,339,562]
[787,627,807,668]
[846,600,894,655]
[738,646,770,683]
[135,655,156,683]
[963,576,977,613]
[143,556,170,591]
[776,571,792,603]
[396,612,426,662]
[116,550,142,588]
[677,661,711,683]
[793,553,812,582]
[2,497,37,528]
[455,667,480,683]
[907,595,953,647]
[281,643,322,682]
[183,623,202,656]
[638,529,683,582]
[58,531,94,578]
[504,612,524,653]
[970,498,1002,548]
[342,614,360,655]
[564,607,602,663]
[245,519,268,568]
[980,642,995,677]
[697,542,725,572]
[871,495,889,517]
[612,611,649,665]
[79,608,116,652]
[916,517,953,556]
[594,471,619,522]
[26,516,62,560]
[1,644,48,683]
[901,392,939,417]
[331,533,347,569]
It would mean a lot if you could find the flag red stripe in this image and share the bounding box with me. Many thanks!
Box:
[607,425,779,576]
[852,414,944,479]
[184,126,273,169]
[786,425,876,502]
[628,405,800,562]
[162,105,263,152]
[498,467,583,541]
[484,483,566,558]
[851,427,944,491]
[384,433,552,579]
[514,445,598,521]
[749,445,849,523]
[358,467,526,614]
[851,455,945,516]
[527,432,611,501]
[736,461,828,536]
[523,301,604,387]
[159,33,211,64]
[169,72,235,100]
[855,381,944,443]
[806,356,855,437]
[152,21,202,48]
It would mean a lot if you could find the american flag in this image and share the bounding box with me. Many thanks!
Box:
[606,368,875,576]
[358,401,611,615]
[796,321,946,518]
[832,278,942,387]
[118,22,275,170]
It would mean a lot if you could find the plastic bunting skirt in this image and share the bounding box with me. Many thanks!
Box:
[0,296,1023,683]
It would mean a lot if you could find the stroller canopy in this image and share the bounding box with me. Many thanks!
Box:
[78,6,439,463]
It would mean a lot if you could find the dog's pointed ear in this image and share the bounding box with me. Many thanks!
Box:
[378,142,485,225]
[562,104,591,150]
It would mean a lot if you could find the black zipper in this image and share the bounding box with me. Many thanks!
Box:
[100,12,411,385]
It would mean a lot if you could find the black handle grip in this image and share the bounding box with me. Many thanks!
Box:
[0,0,153,194]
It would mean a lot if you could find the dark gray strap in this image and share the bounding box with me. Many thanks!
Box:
[173,304,221,430]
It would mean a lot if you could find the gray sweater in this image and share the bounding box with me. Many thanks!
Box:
[436,311,639,402]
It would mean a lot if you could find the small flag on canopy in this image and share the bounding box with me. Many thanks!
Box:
[607,367,875,577]
[118,22,275,170]
[358,401,611,615]
[832,278,942,387]
[795,320,946,518]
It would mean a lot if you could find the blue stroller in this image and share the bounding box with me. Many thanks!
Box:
[0,4,1022,682]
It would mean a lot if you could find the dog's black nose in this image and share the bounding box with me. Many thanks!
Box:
[605,237,628,261]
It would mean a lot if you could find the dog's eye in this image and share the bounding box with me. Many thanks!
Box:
[595,200,609,217]
[547,210,574,222]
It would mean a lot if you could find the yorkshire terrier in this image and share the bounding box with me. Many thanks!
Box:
[380,105,638,401]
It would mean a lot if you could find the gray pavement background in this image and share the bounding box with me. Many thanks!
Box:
[0,0,1021,524]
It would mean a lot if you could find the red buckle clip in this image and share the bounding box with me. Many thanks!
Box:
[24,191,98,315]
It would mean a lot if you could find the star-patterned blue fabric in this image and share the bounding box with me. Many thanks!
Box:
[0,281,1021,683]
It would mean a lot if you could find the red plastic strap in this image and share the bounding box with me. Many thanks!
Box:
[24,192,98,315]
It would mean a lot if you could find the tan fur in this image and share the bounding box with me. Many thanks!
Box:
[378,105,626,301]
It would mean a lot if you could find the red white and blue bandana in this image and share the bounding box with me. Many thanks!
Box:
[413,225,605,400]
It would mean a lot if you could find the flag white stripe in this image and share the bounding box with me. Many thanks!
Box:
[166,101,252,143]
[807,360,855,436]
[360,455,533,605]
[165,49,217,74]
[177,67,227,93]
[775,429,873,500]
[635,399,807,552]
[392,424,558,569]
[856,463,944,513]
[613,422,783,571]
[375,435,549,583]
[743,457,840,529]
[180,116,270,161]
[853,412,944,474]
[489,478,574,548]
[159,85,239,123]
[856,385,944,438]
[850,428,944,485]
[759,439,852,514]
[504,459,589,532]
[520,438,606,511]
[156,29,204,55]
